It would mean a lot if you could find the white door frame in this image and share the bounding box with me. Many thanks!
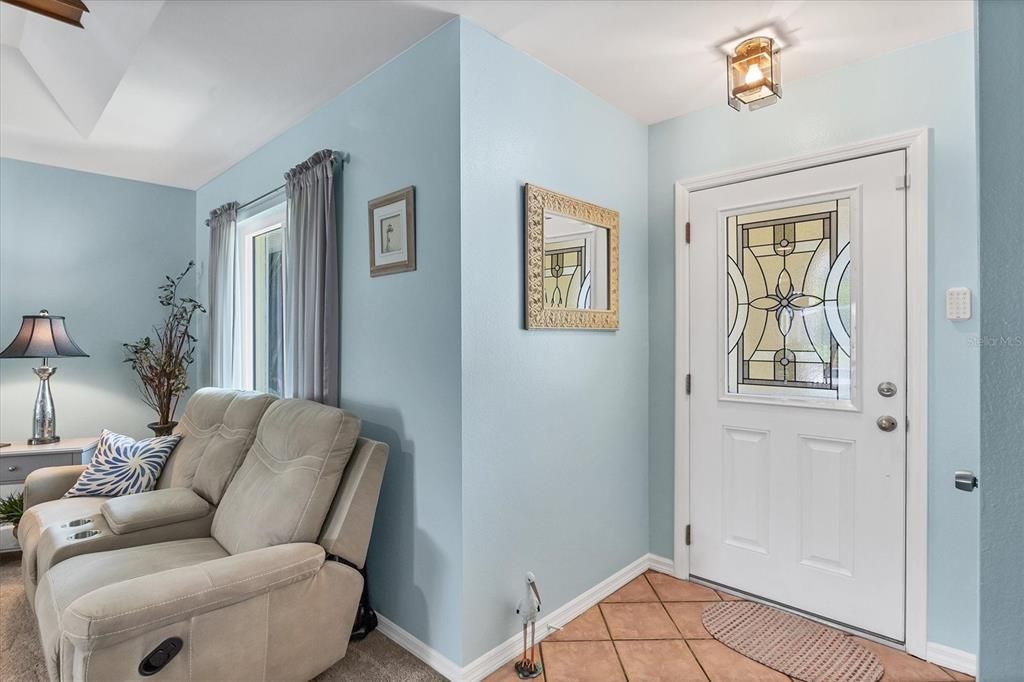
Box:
[673,129,929,658]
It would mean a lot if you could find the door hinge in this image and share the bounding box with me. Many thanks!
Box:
[896,174,910,190]
[685,373,692,395]
[685,524,692,546]
[685,222,691,244]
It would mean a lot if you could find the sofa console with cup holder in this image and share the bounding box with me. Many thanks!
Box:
[31,487,216,597]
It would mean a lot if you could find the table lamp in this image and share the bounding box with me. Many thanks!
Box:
[0,310,89,445]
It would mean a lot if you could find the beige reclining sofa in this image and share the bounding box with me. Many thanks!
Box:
[19,387,277,609]
[20,391,388,682]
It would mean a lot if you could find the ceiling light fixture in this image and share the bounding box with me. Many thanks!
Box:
[727,36,781,112]
[1,0,89,28]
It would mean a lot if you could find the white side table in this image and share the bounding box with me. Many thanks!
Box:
[0,437,97,552]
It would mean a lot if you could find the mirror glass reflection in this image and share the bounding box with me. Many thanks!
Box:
[542,212,610,311]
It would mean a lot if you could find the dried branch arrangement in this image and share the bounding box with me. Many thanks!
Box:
[123,261,206,428]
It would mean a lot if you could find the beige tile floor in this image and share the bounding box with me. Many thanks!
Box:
[484,571,973,682]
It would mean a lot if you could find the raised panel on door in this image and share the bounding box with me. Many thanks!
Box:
[722,426,771,554]
[798,434,856,577]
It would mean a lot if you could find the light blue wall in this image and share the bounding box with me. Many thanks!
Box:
[193,21,465,662]
[647,31,980,654]
[977,1,1024,678]
[458,20,650,662]
[0,158,195,442]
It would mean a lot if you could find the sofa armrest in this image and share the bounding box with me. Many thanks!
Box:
[100,488,211,535]
[62,543,325,651]
[317,437,388,568]
[23,465,87,509]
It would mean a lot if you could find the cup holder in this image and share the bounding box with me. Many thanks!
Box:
[68,529,101,541]
[62,518,92,528]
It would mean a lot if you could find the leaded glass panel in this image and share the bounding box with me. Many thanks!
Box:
[726,198,853,402]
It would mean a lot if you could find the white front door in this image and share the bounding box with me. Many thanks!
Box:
[688,150,907,641]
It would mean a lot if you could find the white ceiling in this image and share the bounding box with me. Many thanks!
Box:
[426,0,973,124]
[0,0,455,189]
[0,1,972,189]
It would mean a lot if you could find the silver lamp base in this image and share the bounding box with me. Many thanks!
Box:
[28,364,60,445]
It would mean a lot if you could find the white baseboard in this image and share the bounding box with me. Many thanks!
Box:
[646,553,675,576]
[376,553,674,682]
[375,613,462,681]
[926,642,977,676]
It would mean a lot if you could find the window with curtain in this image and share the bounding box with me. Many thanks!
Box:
[209,150,339,401]
[237,201,286,395]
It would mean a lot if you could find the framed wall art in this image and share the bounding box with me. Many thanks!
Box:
[368,186,416,276]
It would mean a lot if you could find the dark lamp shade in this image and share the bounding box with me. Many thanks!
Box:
[0,310,89,359]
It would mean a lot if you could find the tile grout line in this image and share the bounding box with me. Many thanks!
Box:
[681,639,713,682]
[653,581,685,639]
[653,571,714,682]
[597,596,631,681]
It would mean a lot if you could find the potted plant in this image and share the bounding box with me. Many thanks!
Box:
[124,261,206,436]
[0,490,23,540]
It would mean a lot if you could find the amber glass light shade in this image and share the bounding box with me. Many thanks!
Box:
[728,37,782,111]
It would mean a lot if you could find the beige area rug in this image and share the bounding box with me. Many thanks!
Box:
[0,553,444,682]
[702,601,884,682]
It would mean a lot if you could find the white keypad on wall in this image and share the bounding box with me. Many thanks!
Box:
[946,287,972,320]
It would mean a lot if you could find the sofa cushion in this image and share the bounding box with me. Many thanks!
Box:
[101,488,211,534]
[158,388,276,504]
[34,537,228,681]
[212,399,360,554]
[64,430,181,498]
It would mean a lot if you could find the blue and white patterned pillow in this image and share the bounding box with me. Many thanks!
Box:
[64,429,181,498]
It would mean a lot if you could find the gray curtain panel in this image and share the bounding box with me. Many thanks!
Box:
[207,202,241,389]
[283,150,340,404]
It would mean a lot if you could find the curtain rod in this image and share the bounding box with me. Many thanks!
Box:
[236,151,349,211]
[237,183,284,211]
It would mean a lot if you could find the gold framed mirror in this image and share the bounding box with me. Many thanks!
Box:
[524,184,619,330]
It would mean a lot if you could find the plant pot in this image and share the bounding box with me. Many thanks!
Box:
[147,421,178,437]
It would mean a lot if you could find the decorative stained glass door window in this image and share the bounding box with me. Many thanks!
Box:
[725,198,854,403]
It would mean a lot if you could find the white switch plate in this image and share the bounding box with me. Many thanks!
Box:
[946,287,972,320]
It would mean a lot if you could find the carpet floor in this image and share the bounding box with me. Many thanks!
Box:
[0,552,443,682]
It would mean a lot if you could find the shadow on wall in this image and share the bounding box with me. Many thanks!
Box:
[342,401,442,651]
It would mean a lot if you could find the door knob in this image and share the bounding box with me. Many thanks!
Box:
[954,470,979,492]
[876,416,898,432]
